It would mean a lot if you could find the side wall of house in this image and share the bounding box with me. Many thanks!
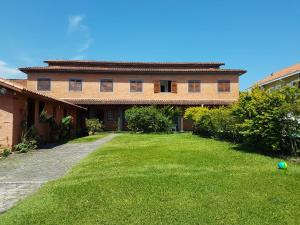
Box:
[26,73,240,102]
[12,93,27,146]
[0,90,14,148]
[0,89,80,149]
[263,73,300,90]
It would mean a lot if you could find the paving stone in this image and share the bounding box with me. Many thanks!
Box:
[0,133,117,214]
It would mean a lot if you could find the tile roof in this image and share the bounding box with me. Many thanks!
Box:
[44,60,225,67]
[0,77,86,110]
[62,98,236,106]
[19,66,246,75]
[256,63,300,86]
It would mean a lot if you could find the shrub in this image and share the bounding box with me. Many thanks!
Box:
[184,107,210,123]
[232,86,300,156]
[40,110,74,142]
[194,107,240,141]
[85,118,103,135]
[58,116,73,140]
[1,148,11,157]
[14,125,39,153]
[185,86,300,156]
[125,106,172,132]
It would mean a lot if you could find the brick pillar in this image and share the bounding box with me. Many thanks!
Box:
[177,115,184,132]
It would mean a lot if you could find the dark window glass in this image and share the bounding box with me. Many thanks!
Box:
[37,78,51,91]
[218,80,231,92]
[100,79,113,92]
[188,80,201,92]
[130,80,143,92]
[160,80,172,92]
[69,79,82,91]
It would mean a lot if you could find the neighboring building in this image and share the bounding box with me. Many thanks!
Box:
[0,78,85,148]
[255,63,300,91]
[19,60,246,131]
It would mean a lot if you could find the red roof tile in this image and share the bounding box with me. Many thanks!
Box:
[256,63,300,86]
[44,60,225,68]
[19,66,246,75]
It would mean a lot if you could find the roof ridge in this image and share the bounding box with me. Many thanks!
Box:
[44,59,225,65]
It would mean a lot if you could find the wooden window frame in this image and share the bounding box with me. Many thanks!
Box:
[69,79,82,92]
[188,80,201,93]
[130,80,143,92]
[217,80,231,93]
[100,79,113,92]
[37,78,51,91]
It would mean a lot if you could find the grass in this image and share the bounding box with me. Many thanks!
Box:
[67,133,108,143]
[0,133,299,225]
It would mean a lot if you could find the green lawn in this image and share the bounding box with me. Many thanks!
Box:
[68,133,108,143]
[1,134,299,225]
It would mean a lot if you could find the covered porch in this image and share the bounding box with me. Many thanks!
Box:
[79,105,191,132]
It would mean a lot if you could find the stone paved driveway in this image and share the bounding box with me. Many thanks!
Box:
[0,133,117,213]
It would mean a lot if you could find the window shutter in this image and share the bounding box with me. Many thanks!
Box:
[171,81,177,93]
[154,80,160,93]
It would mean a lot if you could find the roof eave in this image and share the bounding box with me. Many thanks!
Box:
[257,70,300,87]
[19,67,246,75]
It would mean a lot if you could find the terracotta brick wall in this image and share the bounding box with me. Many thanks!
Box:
[0,91,14,147]
[0,89,80,149]
[26,73,240,102]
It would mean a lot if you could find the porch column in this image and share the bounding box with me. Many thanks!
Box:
[117,108,123,131]
[178,115,184,132]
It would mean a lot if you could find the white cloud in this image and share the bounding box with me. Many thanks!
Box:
[68,15,84,32]
[79,37,92,52]
[68,15,93,53]
[0,60,23,78]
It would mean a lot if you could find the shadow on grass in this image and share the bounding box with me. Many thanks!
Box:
[193,133,282,159]
[230,143,280,158]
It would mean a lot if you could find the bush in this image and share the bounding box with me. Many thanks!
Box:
[85,118,103,135]
[185,86,300,156]
[58,116,73,140]
[40,110,74,142]
[232,86,300,156]
[1,148,11,157]
[14,125,39,153]
[193,107,240,142]
[184,107,210,123]
[125,106,172,132]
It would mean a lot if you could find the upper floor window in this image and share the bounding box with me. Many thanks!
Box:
[69,79,82,92]
[154,80,177,93]
[100,79,113,92]
[291,80,300,88]
[37,78,51,91]
[188,80,201,92]
[217,80,231,92]
[130,80,143,92]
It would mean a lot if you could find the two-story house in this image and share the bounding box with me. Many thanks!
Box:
[20,60,246,131]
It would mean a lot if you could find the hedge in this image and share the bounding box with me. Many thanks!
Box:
[184,86,300,156]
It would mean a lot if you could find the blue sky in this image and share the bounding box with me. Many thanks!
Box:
[0,0,299,89]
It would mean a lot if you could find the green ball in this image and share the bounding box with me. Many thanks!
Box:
[278,161,287,169]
